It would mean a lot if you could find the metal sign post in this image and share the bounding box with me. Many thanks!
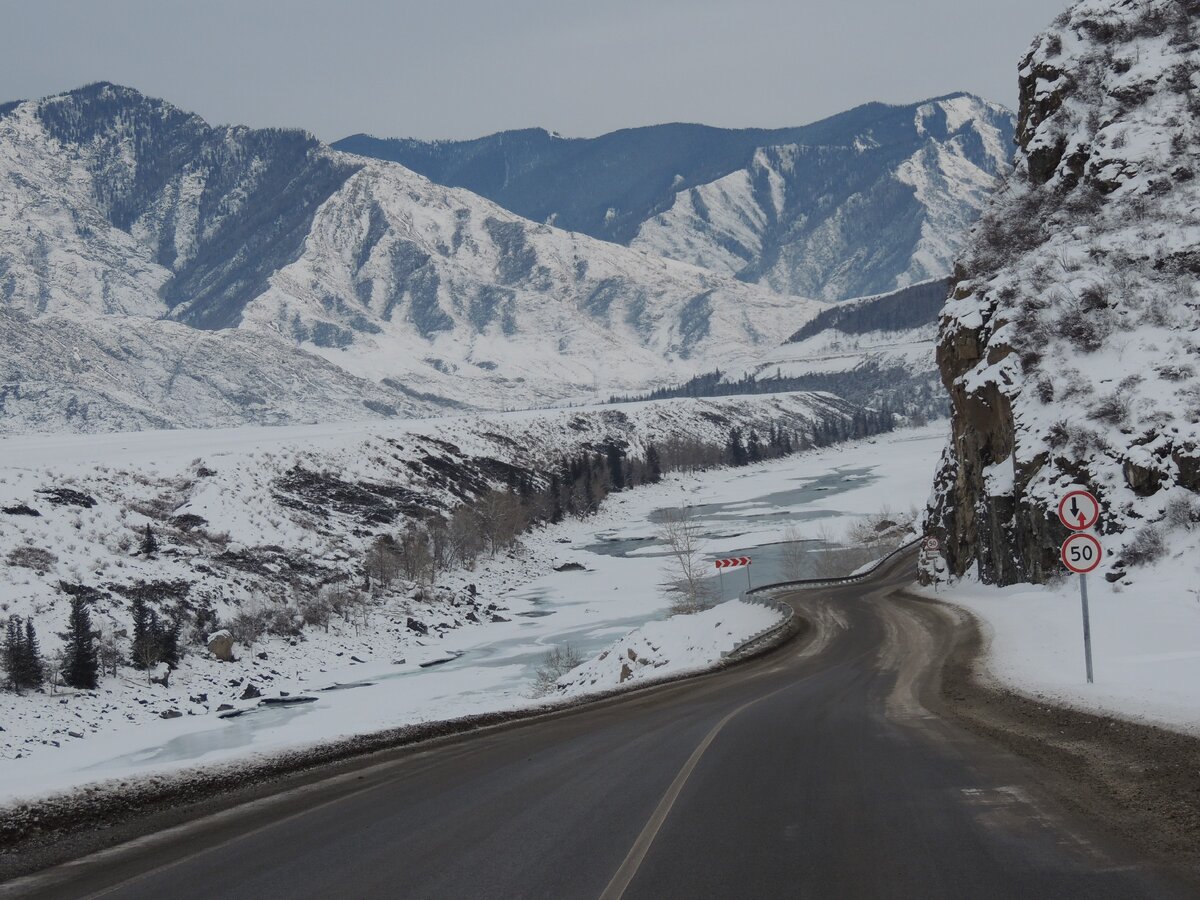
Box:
[1078,573,1094,684]
[1058,491,1103,684]
[715,556,753,595]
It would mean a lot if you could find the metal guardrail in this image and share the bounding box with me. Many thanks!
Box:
[744,536,921,598]
[721,538,920,659]
[723,596,795,658]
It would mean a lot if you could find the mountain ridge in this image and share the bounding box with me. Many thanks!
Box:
[333,93,1015,300]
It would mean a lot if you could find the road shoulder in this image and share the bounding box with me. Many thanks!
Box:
[897,591,1200,885]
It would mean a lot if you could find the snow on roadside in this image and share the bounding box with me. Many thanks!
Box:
[555,600,782,696]
[919,561,1200,736]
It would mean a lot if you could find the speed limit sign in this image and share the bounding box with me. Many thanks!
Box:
[1061,532,1102,575]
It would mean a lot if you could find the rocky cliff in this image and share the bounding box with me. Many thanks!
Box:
[926,0,1200,585]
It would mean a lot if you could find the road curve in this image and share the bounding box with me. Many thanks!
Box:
[5,549,1195,899]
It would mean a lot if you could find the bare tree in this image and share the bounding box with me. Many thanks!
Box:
[397,525,433,583]
[659,506,715,614]
[228,594,270,657]
[479,490,525,557]
[531,643,584,696]
[95,621,122,679]
[780,525,809,581]
[427,518,452,579]
[448,505,484,568]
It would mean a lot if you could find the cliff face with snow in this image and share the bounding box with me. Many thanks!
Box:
[337,95,1015,302]
[0,84,825,432]
[927,0,1200,585]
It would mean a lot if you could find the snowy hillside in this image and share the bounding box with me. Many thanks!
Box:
[624,279,949,421]
[0,84,825,431]
[752,278,948,380]
[0,307,439,433]
[338,95,1014,301]
[927,0,1200,586]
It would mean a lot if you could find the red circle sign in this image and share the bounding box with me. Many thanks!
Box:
[1057,490,1100,531]
[1061,533,1102,574]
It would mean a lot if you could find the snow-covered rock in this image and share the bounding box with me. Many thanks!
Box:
[927,0,1200,584]
[206,630,234,662]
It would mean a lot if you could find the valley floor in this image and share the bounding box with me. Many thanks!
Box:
[0,423,943,808]
[4,415,1196,811]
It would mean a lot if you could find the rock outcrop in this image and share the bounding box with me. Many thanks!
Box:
[926,0,1200,585]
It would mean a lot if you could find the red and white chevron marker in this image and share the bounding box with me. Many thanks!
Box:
[714,556,751,569]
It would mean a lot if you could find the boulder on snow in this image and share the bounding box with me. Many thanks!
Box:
[159,709,182,719]
[207,629,234,661]
[240,683,262,700]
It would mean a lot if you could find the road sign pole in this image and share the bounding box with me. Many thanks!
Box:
[1079,573,1094,684]
[746,563,752,591]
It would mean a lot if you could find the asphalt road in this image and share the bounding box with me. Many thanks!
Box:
[7,549,1195,899]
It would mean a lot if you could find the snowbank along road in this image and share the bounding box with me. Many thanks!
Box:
[3,547,1197,899]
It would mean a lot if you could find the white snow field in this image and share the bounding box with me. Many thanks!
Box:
[920,567,1200,737]
[0,422,946,806]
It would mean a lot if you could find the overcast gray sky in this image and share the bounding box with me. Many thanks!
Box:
[3,0,1059,142]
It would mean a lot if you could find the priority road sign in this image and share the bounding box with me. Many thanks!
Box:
[1061,532,1102,574]
[1058,490,1100,531]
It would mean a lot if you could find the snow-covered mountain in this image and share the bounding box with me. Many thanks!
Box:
[336,95,1015,301]
[0,84,826,432]
[926,0,1200,585]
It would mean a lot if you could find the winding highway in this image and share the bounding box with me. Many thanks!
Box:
[6,549,1195,899]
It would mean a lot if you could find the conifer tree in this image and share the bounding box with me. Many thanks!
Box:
[2,617,20,692]
[160,618,181,669]
[606,446,625,492]
[130,596,152,668]
[22,618,43,689]
[140,524,158,557]
[747,429,763,463]
[61,595,99,690]
[727,428,748,467]
[646,444,663,483]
